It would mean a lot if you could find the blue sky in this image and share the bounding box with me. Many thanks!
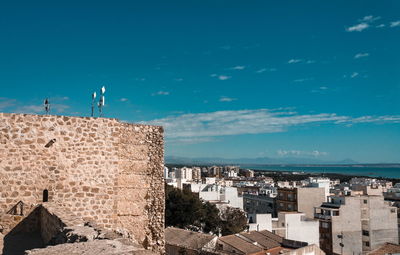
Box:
[1,0,400,163]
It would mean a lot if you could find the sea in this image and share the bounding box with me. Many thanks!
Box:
[240,165,400,179]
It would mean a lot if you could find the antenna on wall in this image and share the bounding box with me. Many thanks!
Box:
[98,86,106,117]
[91,92,96,117]
[44,98,50,115]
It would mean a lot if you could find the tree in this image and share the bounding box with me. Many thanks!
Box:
[165,184,248,236]
[219,207,248,235]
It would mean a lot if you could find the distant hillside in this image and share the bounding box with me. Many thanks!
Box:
[165,155,360,165]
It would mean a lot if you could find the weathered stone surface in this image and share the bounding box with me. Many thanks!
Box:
[0,113,165,253]
[25,239,157,255]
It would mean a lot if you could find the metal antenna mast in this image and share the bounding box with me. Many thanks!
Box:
[44,98,50,115]
[91,92,96,117]
[98,86,106,117]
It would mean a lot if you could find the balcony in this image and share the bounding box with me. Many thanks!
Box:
[314,206,339,220]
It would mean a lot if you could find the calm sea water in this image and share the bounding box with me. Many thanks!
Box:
[240,165,400,179]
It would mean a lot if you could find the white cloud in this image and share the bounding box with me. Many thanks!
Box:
[219,97,237,102]
[0,98,17,110]
[167,137,216,144]
[376,24,385,28]
[390,21,400,27]
[256,68,276,73]
[256,68,267,73]
[277,149,328,157]
[306,60,316,64]
[174,78,184,82]
[359,15,381,23]
[152,91,170,96]
[120,98,128,102]
[231,66,246,70]
[142,108,400,139]
[218,75,231,81]
[288,59,302,64]
[211,74,231,80]
[347,23,369,32]
[354,53,369,59]
[15,105,43,114]
[351,72,359,78]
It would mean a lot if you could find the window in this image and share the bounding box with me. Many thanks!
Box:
[363,199,368,204]
[43,189,49,202]
[364,241,370,247]
[321,222,329,228]
[282,222,285,227]
[362,230,369,236]
[391,208,396,213]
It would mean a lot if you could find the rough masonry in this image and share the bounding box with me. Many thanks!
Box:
[0,113,165,253]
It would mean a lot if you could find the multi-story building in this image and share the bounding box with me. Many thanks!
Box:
[192,167,202,181]
[277,187,325,219]
[243,193,277,217]
[314,195,398,255]
[174,166,193,181]
[273,212,320,247]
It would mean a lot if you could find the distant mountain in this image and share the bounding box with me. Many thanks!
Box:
[165,156,360,165]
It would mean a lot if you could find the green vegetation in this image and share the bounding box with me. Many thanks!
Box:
[165,184,247,235]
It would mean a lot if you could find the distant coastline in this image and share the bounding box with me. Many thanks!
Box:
[240,164,400,180]
[166,162,400,180]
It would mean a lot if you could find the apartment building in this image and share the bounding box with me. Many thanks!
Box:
[277,187,325,218]
[314,195,398,255]
[273,212,320,247]
[243,193,277,217]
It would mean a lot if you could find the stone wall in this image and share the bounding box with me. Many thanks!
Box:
[0,113,164,252]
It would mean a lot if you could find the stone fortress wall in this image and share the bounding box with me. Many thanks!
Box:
[0,113,164,252]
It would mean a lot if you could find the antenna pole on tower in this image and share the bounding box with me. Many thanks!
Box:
[98,86,106,117]
[91,92,96,117]
[44,98,50,115]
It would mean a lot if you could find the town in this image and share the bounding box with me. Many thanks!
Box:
[164,165,400,255]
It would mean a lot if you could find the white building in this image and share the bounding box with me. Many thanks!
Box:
[273,212,320,247]
[247,213,273,232]
[198,184,243,210]
[174,167,193,181]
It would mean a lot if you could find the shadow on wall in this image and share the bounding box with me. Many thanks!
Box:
[2,207,44,255]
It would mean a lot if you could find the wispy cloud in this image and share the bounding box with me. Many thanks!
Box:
[354,53,369,59]
[256,68,277,73]
[142,109,400,139]
[167,137,216,145]
[351,72,359,78]
[219,96,237,102]
[347,23,369,32]
[359,15,381,23]
[219,75,231,80]
[120,98,128,102]
[311,86,328,93]
[288,59,302,64]
[230,66,246,70]
[0,98,17,110]
[288,59,314,64]
[277,149,328,157]
[152,91,170,96]
[390,21,400,27]
[211,73,231,80]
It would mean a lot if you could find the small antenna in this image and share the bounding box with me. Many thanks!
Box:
[98,86,106,117]
[91,92,96,117]
[44,98,50,115]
